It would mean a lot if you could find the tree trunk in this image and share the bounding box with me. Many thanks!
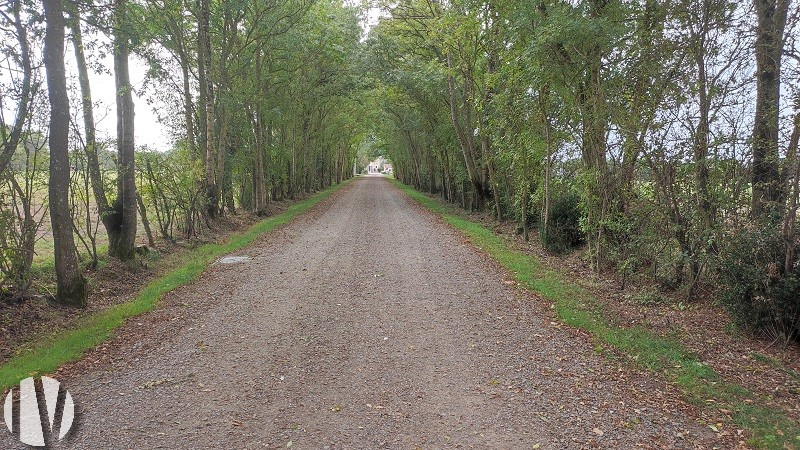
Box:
[540,88,553,243]
[181,58,196,160]
[196,1,208,167]
[249,106,267,214]
[783,110,800,274]
[694,45,714,233]
[110,0,138,261]
[0,0,33,174]
[446,57,485,210]
[43,0,88,307]
[68,4,116,237]
[482,4,501,220]
[752,0,791,217]
[215,107,229,215]
[199,0,217,217]
[580,45,609,269]
[137,192,155,248]
[251,51,267,214]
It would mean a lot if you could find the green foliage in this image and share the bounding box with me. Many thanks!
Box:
[0,133,49,296]
[718,227,800,343]
[540,190,584,254]
[0,191,30,294]
[137,146,202,241]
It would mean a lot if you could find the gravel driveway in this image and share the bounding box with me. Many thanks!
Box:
[1,176,737,449]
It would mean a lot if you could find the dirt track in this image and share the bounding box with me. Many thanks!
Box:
[1,176,737,449]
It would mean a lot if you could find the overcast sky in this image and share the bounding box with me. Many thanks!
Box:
[65,49,172,151]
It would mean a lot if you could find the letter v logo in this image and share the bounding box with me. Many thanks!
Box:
[4,376,76,446]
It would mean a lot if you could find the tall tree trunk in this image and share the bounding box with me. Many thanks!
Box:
[540,87,553,243]
[67,4,114,234]
[694,45,714,233]
[575,0,614,270]
[482,2,501,220]
[752,0,791,217]
[264,121,273,205]
[137,193,155,248]
[446,55,485,210]
[199,0,217,217]
[215,106,229,214]
[580,45,609,269]
[0,0,33,174]
[43,0,88,307]
[249,106,267,214]
[110,0,138,261]
[196,0,208,167]
[181,58,196,160]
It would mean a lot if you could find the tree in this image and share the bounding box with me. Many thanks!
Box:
[108,0,139,260]
[752,0,791,217]
[67,2,110,266]
[198,0,217,217]
[532,0,623,269]
[43,0,88,307]
[0,0,33,175]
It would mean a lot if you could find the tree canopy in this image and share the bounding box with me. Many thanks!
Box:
[0,0,799,337]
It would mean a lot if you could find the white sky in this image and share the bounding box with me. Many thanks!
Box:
[65,49,172,151]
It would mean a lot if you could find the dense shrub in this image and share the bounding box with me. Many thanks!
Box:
[717,227,800,343]
[540,191,585,254]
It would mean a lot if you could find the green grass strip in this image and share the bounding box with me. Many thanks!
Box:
[0,180,349,391]
[394,179,800,450]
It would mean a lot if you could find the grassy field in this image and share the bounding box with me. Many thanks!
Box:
[394,179,800,450]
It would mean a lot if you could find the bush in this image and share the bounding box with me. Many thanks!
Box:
[717,227,800,343]
[540,191,585,254]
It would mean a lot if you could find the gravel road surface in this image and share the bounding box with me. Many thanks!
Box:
[1,177,736,449]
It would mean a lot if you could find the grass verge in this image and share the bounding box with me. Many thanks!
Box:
[0,181,349,392]
[394,179,800,450]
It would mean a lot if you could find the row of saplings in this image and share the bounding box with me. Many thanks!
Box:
[535,190,799,345]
